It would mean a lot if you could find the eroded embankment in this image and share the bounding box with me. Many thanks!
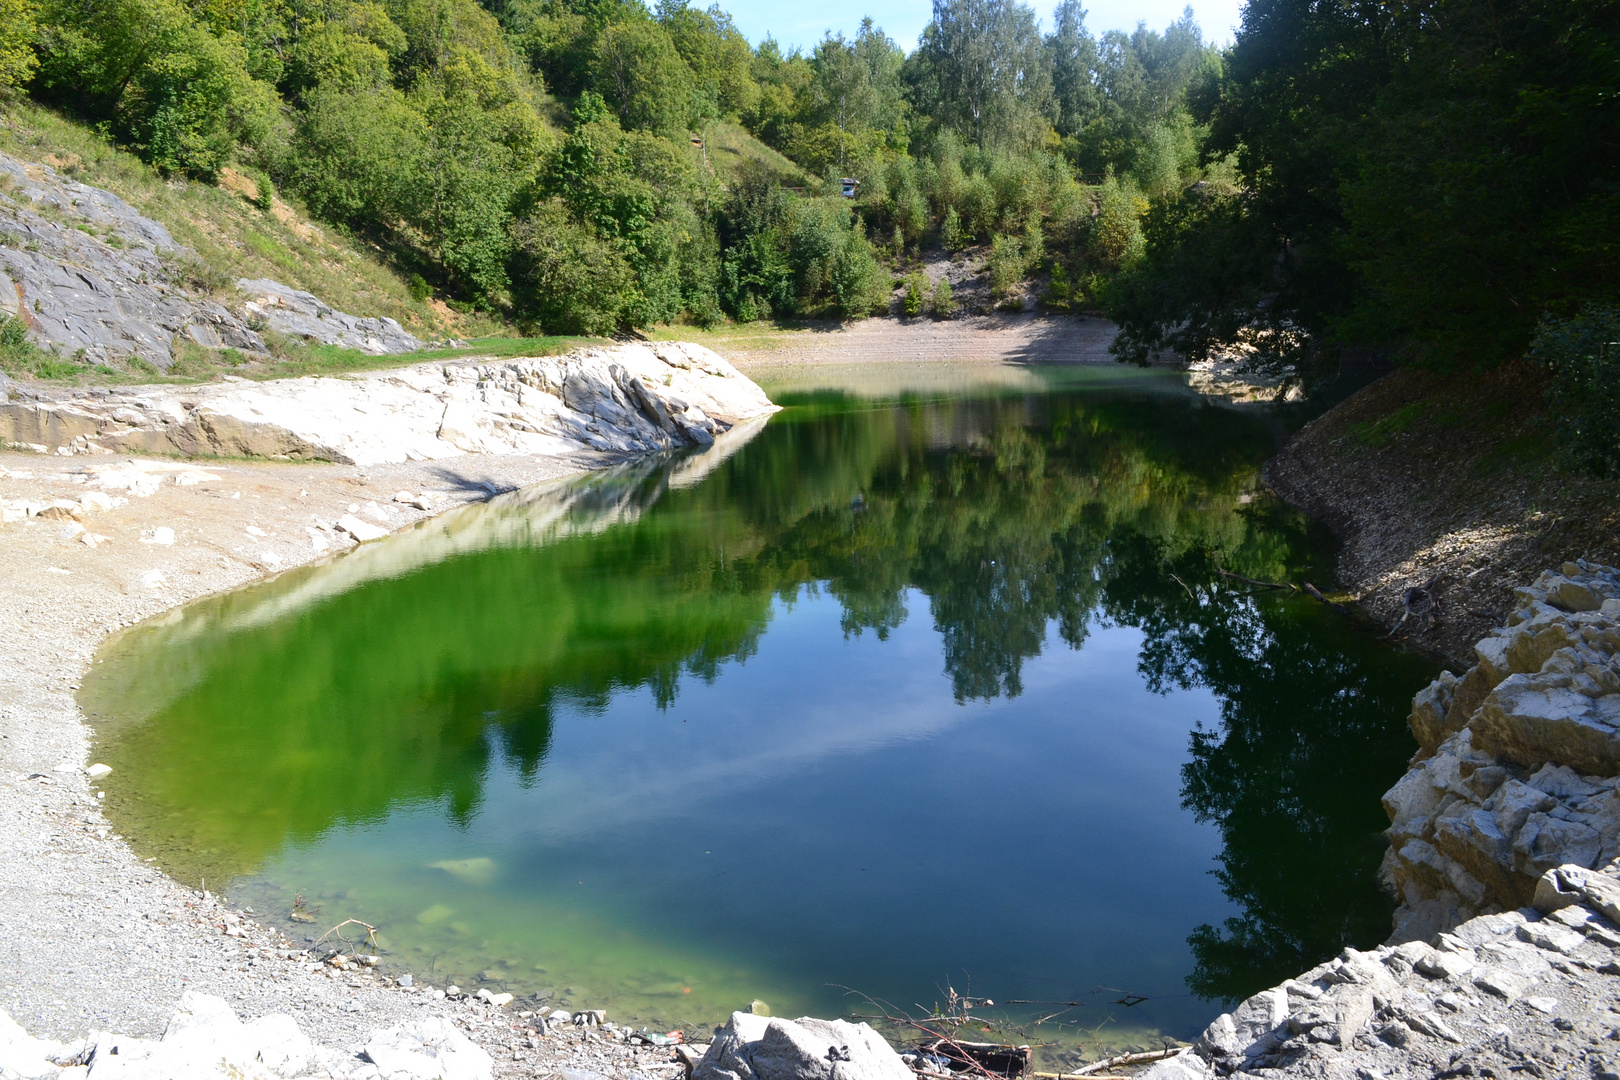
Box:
[1142,562,1620,1080]
[1264,363,1620,667]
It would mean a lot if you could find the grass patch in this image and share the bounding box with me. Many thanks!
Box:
[702,121,815,188]
[248,335,604,380]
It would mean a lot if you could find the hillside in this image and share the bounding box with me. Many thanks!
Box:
[0,106,597,386]
[1265,361,1620,666]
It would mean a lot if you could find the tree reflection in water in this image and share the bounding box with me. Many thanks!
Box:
[86,379,1435,1012]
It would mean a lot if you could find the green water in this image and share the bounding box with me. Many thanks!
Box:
[83,363,1436,1059]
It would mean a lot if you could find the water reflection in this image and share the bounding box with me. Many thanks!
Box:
[84,370,1434,1038]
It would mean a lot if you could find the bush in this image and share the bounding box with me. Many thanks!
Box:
[942,206,966,250]
[930,277,956,318]
[1531,304,1620,476]
[251,169,274,211]
[902,271,927,316]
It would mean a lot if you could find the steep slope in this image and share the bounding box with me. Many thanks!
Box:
[0,106,464,381]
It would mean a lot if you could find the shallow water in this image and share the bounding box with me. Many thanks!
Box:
[83,363,1436,1057]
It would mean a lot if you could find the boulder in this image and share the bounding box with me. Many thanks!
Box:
[692,1012,912,1080]
[361,1016,492,1080]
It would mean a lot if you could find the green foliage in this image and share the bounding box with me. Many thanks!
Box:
[0,313,79,379]
[250,168,274,210]
[930,276,955,317]
[941,206,965,250]
[1532,305,1620,477]
[1113,0,1619,379]
[907,0,1053,150]
[509,197,637,335]
[595,18,696,138]
[0,0,38,92]
[901,271,926,316]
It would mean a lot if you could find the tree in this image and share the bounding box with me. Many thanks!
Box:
[594,18,696,138]
[908,0,1053,149]
[1046,0,1099,138]
[0,0,36,92]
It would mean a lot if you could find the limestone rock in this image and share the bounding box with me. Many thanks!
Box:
[692,1012,911,1080]
[361,1017,492,1080]
[0,343,778,466]
[1385,561,1620,928]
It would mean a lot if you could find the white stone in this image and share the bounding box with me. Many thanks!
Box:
[337,514,389,542]
[85,763,112,779]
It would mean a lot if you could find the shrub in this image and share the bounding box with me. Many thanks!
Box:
[1531,304,1620,476]
[251,169,274,211]
[930,277,956,318]
[902,271,927,316]
[942,206,966,250]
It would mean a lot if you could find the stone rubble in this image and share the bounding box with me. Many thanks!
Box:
[0,153,422,369]
[1146,562,1620,1080]
[1,342,779,467]
[0,989,494,1080]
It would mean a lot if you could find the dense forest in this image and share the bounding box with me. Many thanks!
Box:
[2,0,1614,406]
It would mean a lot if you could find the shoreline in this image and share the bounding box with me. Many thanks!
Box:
[2,334,1537,1076]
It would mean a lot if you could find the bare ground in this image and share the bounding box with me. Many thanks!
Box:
[720,311,1119,372]
[1264,361,1620,668]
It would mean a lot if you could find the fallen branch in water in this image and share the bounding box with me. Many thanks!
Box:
[1213,567,1295,590]
[1302,581,1353,615]
[315,917,380,952]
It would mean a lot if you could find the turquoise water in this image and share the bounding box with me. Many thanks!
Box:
[83,363,1436,1061]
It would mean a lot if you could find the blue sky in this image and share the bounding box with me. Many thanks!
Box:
[726,0,1245,54]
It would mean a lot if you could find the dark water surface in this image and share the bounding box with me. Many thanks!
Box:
[82,364,1436,1056]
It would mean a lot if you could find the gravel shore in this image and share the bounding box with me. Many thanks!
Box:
[0,444,697,1077]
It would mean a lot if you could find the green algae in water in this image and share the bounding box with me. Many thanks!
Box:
[83,366,1439,1053]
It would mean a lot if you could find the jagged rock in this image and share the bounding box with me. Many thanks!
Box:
[1384,562,1620,933]
[692,1012,911,1080]
[361,1016,491,1080]
[0,342,778,465]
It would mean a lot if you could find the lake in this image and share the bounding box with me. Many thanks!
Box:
[81,362,1436,1062]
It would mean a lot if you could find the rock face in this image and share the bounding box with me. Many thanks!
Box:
[693,1012,913,1080]
[0,152,420,370]
[237,279,422,356]
[0,989,492,1079]
[1384,561,1620,937]
[1145,865,1620,1080]
[0,342,778,466]
[1152,562,1620,1080]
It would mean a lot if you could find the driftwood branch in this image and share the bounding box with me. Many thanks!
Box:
[1213,567,1295,590]
[1064,1046,1189,1075]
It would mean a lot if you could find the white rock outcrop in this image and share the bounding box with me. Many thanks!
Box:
[1145,864,1620,1079]
[0,342,778,466]
[1383,560,1620,937]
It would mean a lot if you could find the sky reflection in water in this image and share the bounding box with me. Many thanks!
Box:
[83,364,1437,1052]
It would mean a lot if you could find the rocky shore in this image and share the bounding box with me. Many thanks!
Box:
[1144,561,1620,1080]
[0,346,781,1080]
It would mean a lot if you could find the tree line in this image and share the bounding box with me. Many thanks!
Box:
[0,0,1217,333]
